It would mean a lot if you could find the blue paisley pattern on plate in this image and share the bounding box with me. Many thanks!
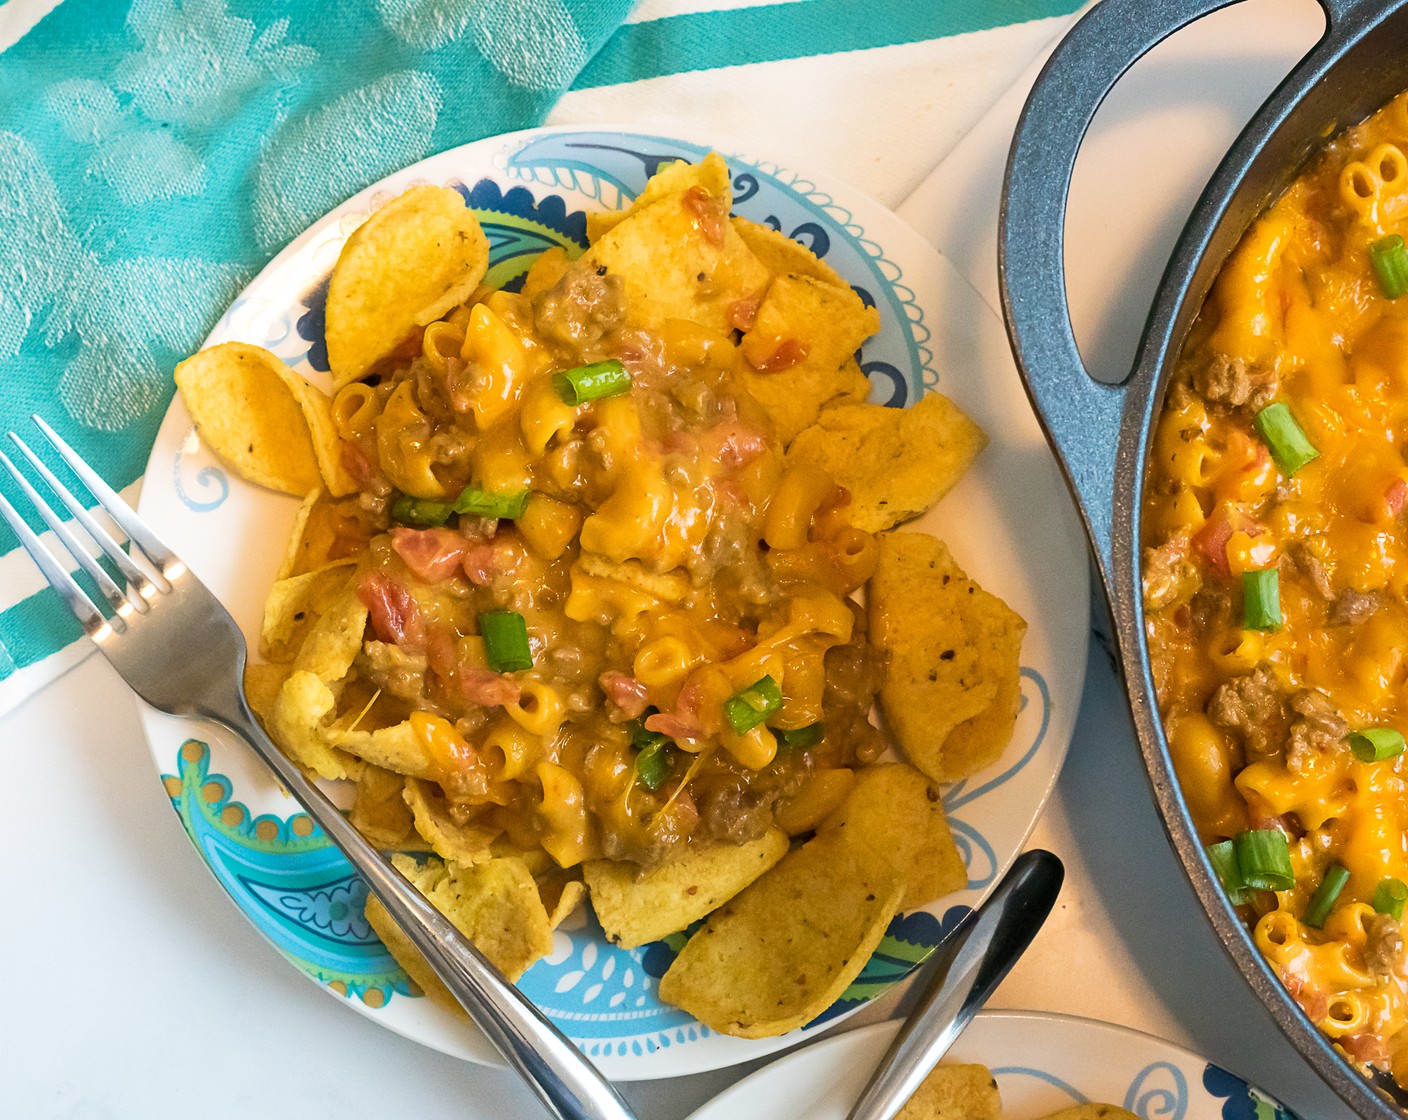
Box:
[992,1057,1302,1120]
[154,133,1053,1057]
[162,740,411,1003]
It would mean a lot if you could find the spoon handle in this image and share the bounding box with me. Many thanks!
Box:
[845,850,1065,1120]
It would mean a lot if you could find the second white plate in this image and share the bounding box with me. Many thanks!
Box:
[687,1011,1304,1119]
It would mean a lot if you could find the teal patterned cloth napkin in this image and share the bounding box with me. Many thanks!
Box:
[0,0,633,695]
[0,0,1083,711]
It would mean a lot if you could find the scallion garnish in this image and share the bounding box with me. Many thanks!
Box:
[723,675,783,735]
[630,709,671,752]
[1234,828,1296,892]
[391,494,456,527]
[391,486,531,527]
[1208,840,1251,906]
[1374,877,1408,920]
[1305,863,1351,928]
[635,741,673,791]
[1242,568,1282,632]
[454,487,531,520]
[479,610,533,672]
[776,723,824,749]
[552,359,632,406]
[1372,234,1408,299]
[1254,402,1319,477]
[1348,727,1406,763]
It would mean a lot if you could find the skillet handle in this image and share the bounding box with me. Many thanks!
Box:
[1000,0,1246,584]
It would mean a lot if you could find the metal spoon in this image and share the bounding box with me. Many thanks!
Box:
[845,849,1065,1120]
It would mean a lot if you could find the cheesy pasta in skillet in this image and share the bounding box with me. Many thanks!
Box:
[174,153,1026,1037]
[1143,90,1408,1084]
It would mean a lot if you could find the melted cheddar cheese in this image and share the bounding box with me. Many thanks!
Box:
[1144,89,1408,1081]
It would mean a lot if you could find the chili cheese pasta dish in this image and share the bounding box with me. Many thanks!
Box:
[175,153,1025,1037]
[1143,90,1408,1084]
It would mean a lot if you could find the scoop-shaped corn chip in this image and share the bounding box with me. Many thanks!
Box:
[585,829,789,949]
[588,153,734,242]
[276,491,375,579]
[174,342,323,496]
[243,660,292,729]
[583,190,769,335]
[404,777,500,865]
[818,763,966,910]
[787,392,987,532]
[259,560,356,663]
[732,218,848,287]
[326,720,436,780]
[291,589,368,681]
[544,878,587,930]
[869,533,1026,782]
[365,853,553,1004]
[896,1064,1001,1120]
[1037,1108,1139,1120]
[736,274,880,444]
[326,185,489,388]
[350,764,421,849]
[270,670,356,781]
[657,833,903,1037]
[283,375,357,496]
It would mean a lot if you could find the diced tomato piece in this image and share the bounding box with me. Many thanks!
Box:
[1342,1032,1392,1065]
[357,571,422,647]
[644,711,704,742]
[1193,504,1262,578]
[682,186,725,246]
[727,294,761,332]
[1387,477,1408,517]
[392,527,468,583]
[456,666,521,708]
[341,440,378,487]
[746,337,809,373]
[600,670,650,718]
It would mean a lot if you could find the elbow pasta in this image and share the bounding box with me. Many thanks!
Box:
[1144,88,1408,1083]
[264,198,913,888]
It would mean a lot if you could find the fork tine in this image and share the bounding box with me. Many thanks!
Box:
[0,449,137,625]
[0,487,112,638]
[31,415,178,587]
[9,432,161,602]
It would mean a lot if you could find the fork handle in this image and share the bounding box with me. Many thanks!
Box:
[215,693,637,1120]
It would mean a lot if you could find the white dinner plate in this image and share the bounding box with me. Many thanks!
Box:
[686,1012,1303,1119]
[134,126,1090,1080]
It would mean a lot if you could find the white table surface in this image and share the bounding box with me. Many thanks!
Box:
[0,2,1366,1117]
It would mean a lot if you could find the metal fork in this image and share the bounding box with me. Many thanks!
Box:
[0,416,636,1120]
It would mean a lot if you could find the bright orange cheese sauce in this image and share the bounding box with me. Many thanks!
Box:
[295,228,888,876]
[1143,90,1408,1080]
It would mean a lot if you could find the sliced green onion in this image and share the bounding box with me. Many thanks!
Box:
[1208,840,1251,906]
[1234,828,1296,892]
[453,486,531,520]
[1305,863,1351,928]
[1254,402,1319,477]
[391,494,456,527]
[635,741,673,791]
[630,709,671,752]
[553,359,632,406]
[479,610,533,672]
[1372,234,1408,299]
[1348,727,1406,763]
[391,486,531,526]
[775,723,824,749]
[1242,568,1283,632]
[1374,877,1408,920]
[723,675,783,735]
